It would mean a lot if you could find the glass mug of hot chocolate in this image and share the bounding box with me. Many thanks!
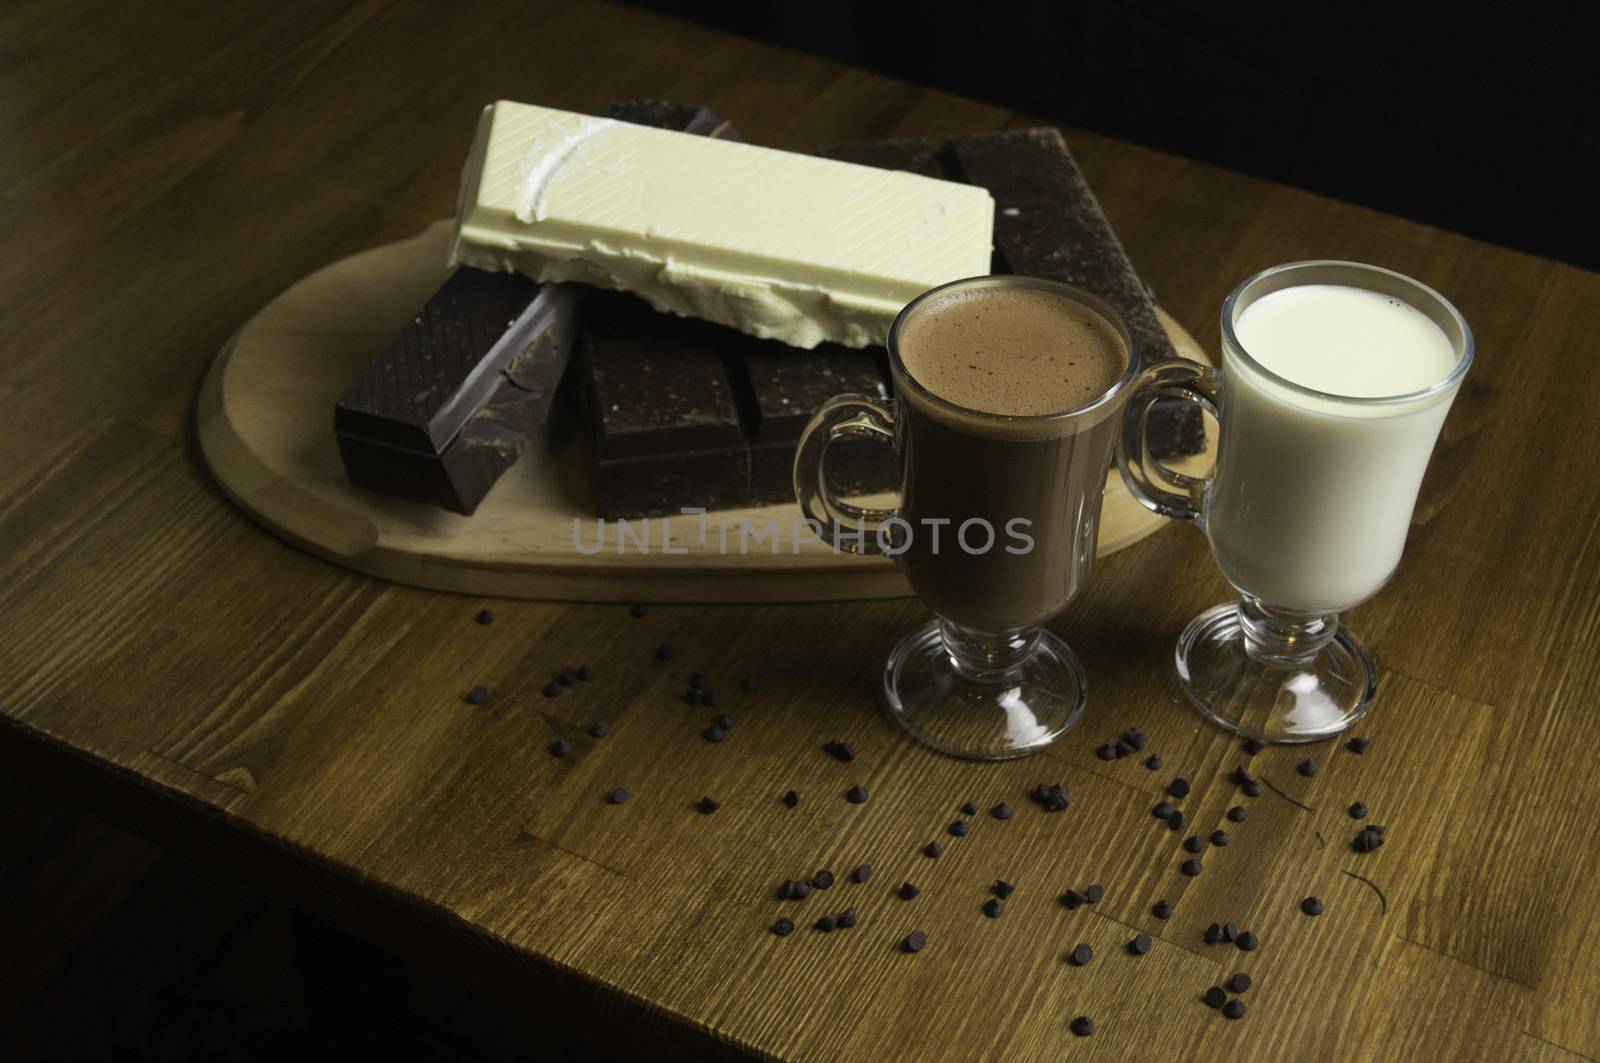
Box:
[795,276,1139,760]
[1118,261,1473,743]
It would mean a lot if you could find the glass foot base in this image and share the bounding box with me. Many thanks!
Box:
[883,620,1086,760]
[1175,602,1377,744]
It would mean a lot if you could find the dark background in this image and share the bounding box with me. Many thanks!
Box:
[623,0,1598,272]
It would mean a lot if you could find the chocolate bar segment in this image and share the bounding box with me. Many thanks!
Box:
[942,128,1204,457]
[601,98,739,140]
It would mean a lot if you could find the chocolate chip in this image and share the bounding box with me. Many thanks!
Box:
[1227,805,1248,822]
[825,740,857,762]
[683,689,702,706]
[836,907,858,929]
[782,789,799,808]
[1221,922,1238,942]
[1370,824,1387,836]
[845,785,869,804]
[1232,766,1255,786]
[696,795,720,814]
[1096,743,1117,761]
[1167,777,1191,798]
[1227,972,1252,994]
[685,672,706,690]
[1353,827,1384,852]
[1167,810,1187,831]
[960,800,978,816]
[777,880,797,900]
[629,603,648,618]
[923,841,943,858]
[474,608,494,625]
[792,880,812,899]
[948,820,970,837]
[1125,727,1149,750]
[1236,931,1259,951]
[899,882,920,901]
[1243,737,1266,754]
[1085,883,1105,904]
[576,664,593,681]
[1145,754,1163,770]
[558,666,578,686]
[1222,999,1246,1020]
[1152,899,1174,919]
[714,712,734,729]
[983,898,1005,918]
[1153,800,1176,819]
[541,681,562,698]
[1061,890,1087,909]
[588,722,611,738]
[1183,835,1205,854]
[1180,857,1203,876]
[739,676,757,692]
[1069,943,1094,966]
[1031,782,1071,812]
[994,880,1015,899]
[1113,740,1133,758]
[1129,932,1152,955]
[655,643,673,660]
[771,917,795,936]
[466,685,491,705]
[1069,1016,1094,1037]
[1203,986,1227,1008]
[701,691,719,708]
[810,870,834,890]
[815,914,836,932]
[1204,923,1222,944]
[992,802,1014,820]
[608,788,629,804]
[904,930,927,952]
[550,738,572,758]
[1297,758,1317,777]
[1349,801,1368,819]
[1243,780,1264,797]
[1210,830,1231,846]
[1347,736,1371,753]
[853,864,872,884]
[1301,896,1324,916]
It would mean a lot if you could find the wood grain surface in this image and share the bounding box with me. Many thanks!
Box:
[3,2,1598,1060]
[197,219,1209,603]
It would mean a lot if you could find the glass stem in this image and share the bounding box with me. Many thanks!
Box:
[1237,596,1340,667]
[938,620,1040,679]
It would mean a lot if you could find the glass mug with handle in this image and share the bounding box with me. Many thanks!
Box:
[1118,260,1473,742]
[794,275,1140,760]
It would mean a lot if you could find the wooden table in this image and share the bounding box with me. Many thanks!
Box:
[4,2,1597,1059]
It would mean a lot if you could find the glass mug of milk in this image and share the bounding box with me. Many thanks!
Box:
[1118,261,1473,742]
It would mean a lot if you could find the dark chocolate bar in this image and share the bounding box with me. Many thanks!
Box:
[818,137,942,178]
[942,128,1205,457]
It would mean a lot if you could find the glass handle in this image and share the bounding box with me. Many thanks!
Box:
[1116,360,1222,527]
[793,394,899,555]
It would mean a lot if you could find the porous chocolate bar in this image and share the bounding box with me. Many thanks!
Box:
[942,128,1205,457]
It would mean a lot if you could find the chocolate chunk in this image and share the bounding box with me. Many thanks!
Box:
[1069,943,1094,967]
[1069,1016,1095,1037]
[1347,736,1372,753]
[601,98,738,140]
[1128,933,1152,955]
[836,907,858,929]
[845,785,869,804]
[701,725,725,743]
[983,898,1005,919]
[899,882,920,901]
[542,681,562,698]
[588,722,611,738]
[948,820,970,837]
[696,795,720,815]
[771,917,795,936]
[1210,830,1231,847]
[992,802,1014,820]
[825,740,857,762]
[474,608,494,625]
[813,869,835,890]
[1203,986,1227,1009]
[960,800,979,816]
[608,788,629,804]
[1183,835,1204,854]
[1349,802,1368,819]
[1167,810,1187,831]
[994,880,1016,899]
[853,864,872,884]
[1180,857,1203,877]
[1301,896,1324,916]
[629,603,648,618]
[1227,972,1252,994]
[904,930,927,953]
[465,685,491,705]
[1227,805,1248,822]
[1236,931,1259,951]
[782,790,799,808]
[1144,754,1163,770]
[1222,999,1247,1020]
[923,842,943,859]
[1297,758,1318,777]
[1204,923,1223,944]
[1152,899,1174,919]
[815,914,837,933]
[1167,778,1191,799]
[1243,737,1266,755]
[1061,890,1088,910]
[549,738,572,758]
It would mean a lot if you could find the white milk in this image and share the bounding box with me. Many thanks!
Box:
[1206,284,1461,612]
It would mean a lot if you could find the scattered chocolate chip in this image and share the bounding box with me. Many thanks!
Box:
[1183,835,1205,854]
[992,802,1014,820]
[576,664,593,681]
[1167,777,1191,798]
[541,681,562,698]
[1167,810,1187,831]
[1236,931,1259,951]
[948,820,970,837]
[1203,986,1227,1009]
[1152,900,1174,919]
[960,800,979,816]
[739,676,757,692]
[1069,1016,1094,1037]
[923,841,943,859]
[1353,827,1384,853]
[1227,805,1248,822]
[777,880,797,900]
[1243,781,1264,797]
[1232,766,1255,786]
[1349,801,1368,819]
[899,882,920,901]
[1153,800,1176,819]
[994,880,1015,899]
[1085,883,1105,904]
[1211,830,1231,846]
[558,666,579,686]
[1096,743,1118,761]
[1243,737,1266,754]
[1204,923,1222,944]
[1129,932,1153,955]
[474,608,494,625]
[792,881,812,899]
[1069,943,1094,966]
[655,643,673,660]
[588,722,611,738]
[1221,923,1238,942]
[1297,758,1317,777]
[608,788,629,804]
[815,914,837,932]
[713,712,734,729]
[904,930,927,952]
[853,864,872,884]
[1227,972,1252,994]
[466,685,491,705]
[1347,736,1371,753]
[983,898,1005,919]
[1113,740,1133,758]
[1031,782,1071,811]
[1124,727,1149,750]
[812,869,835,890]
[845,785,869,804]
[550,738,572,758]
[683,689,702,706]
[1301,896,1324,916]
[1180,857,1203,876]
[629,603,648,618]
[1222,999,1247,1020]
[1061,890,1087,909]
[1145,754,1163,770]
[701,691,719,708]
[782,790,799,808]
[696,795,720,814]
[771,917,795,936]
[1370,824,1387,836]
[825,740,857,762]
[836,907,858,929]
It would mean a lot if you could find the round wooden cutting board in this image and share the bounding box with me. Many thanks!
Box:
[197,220,1211,603]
